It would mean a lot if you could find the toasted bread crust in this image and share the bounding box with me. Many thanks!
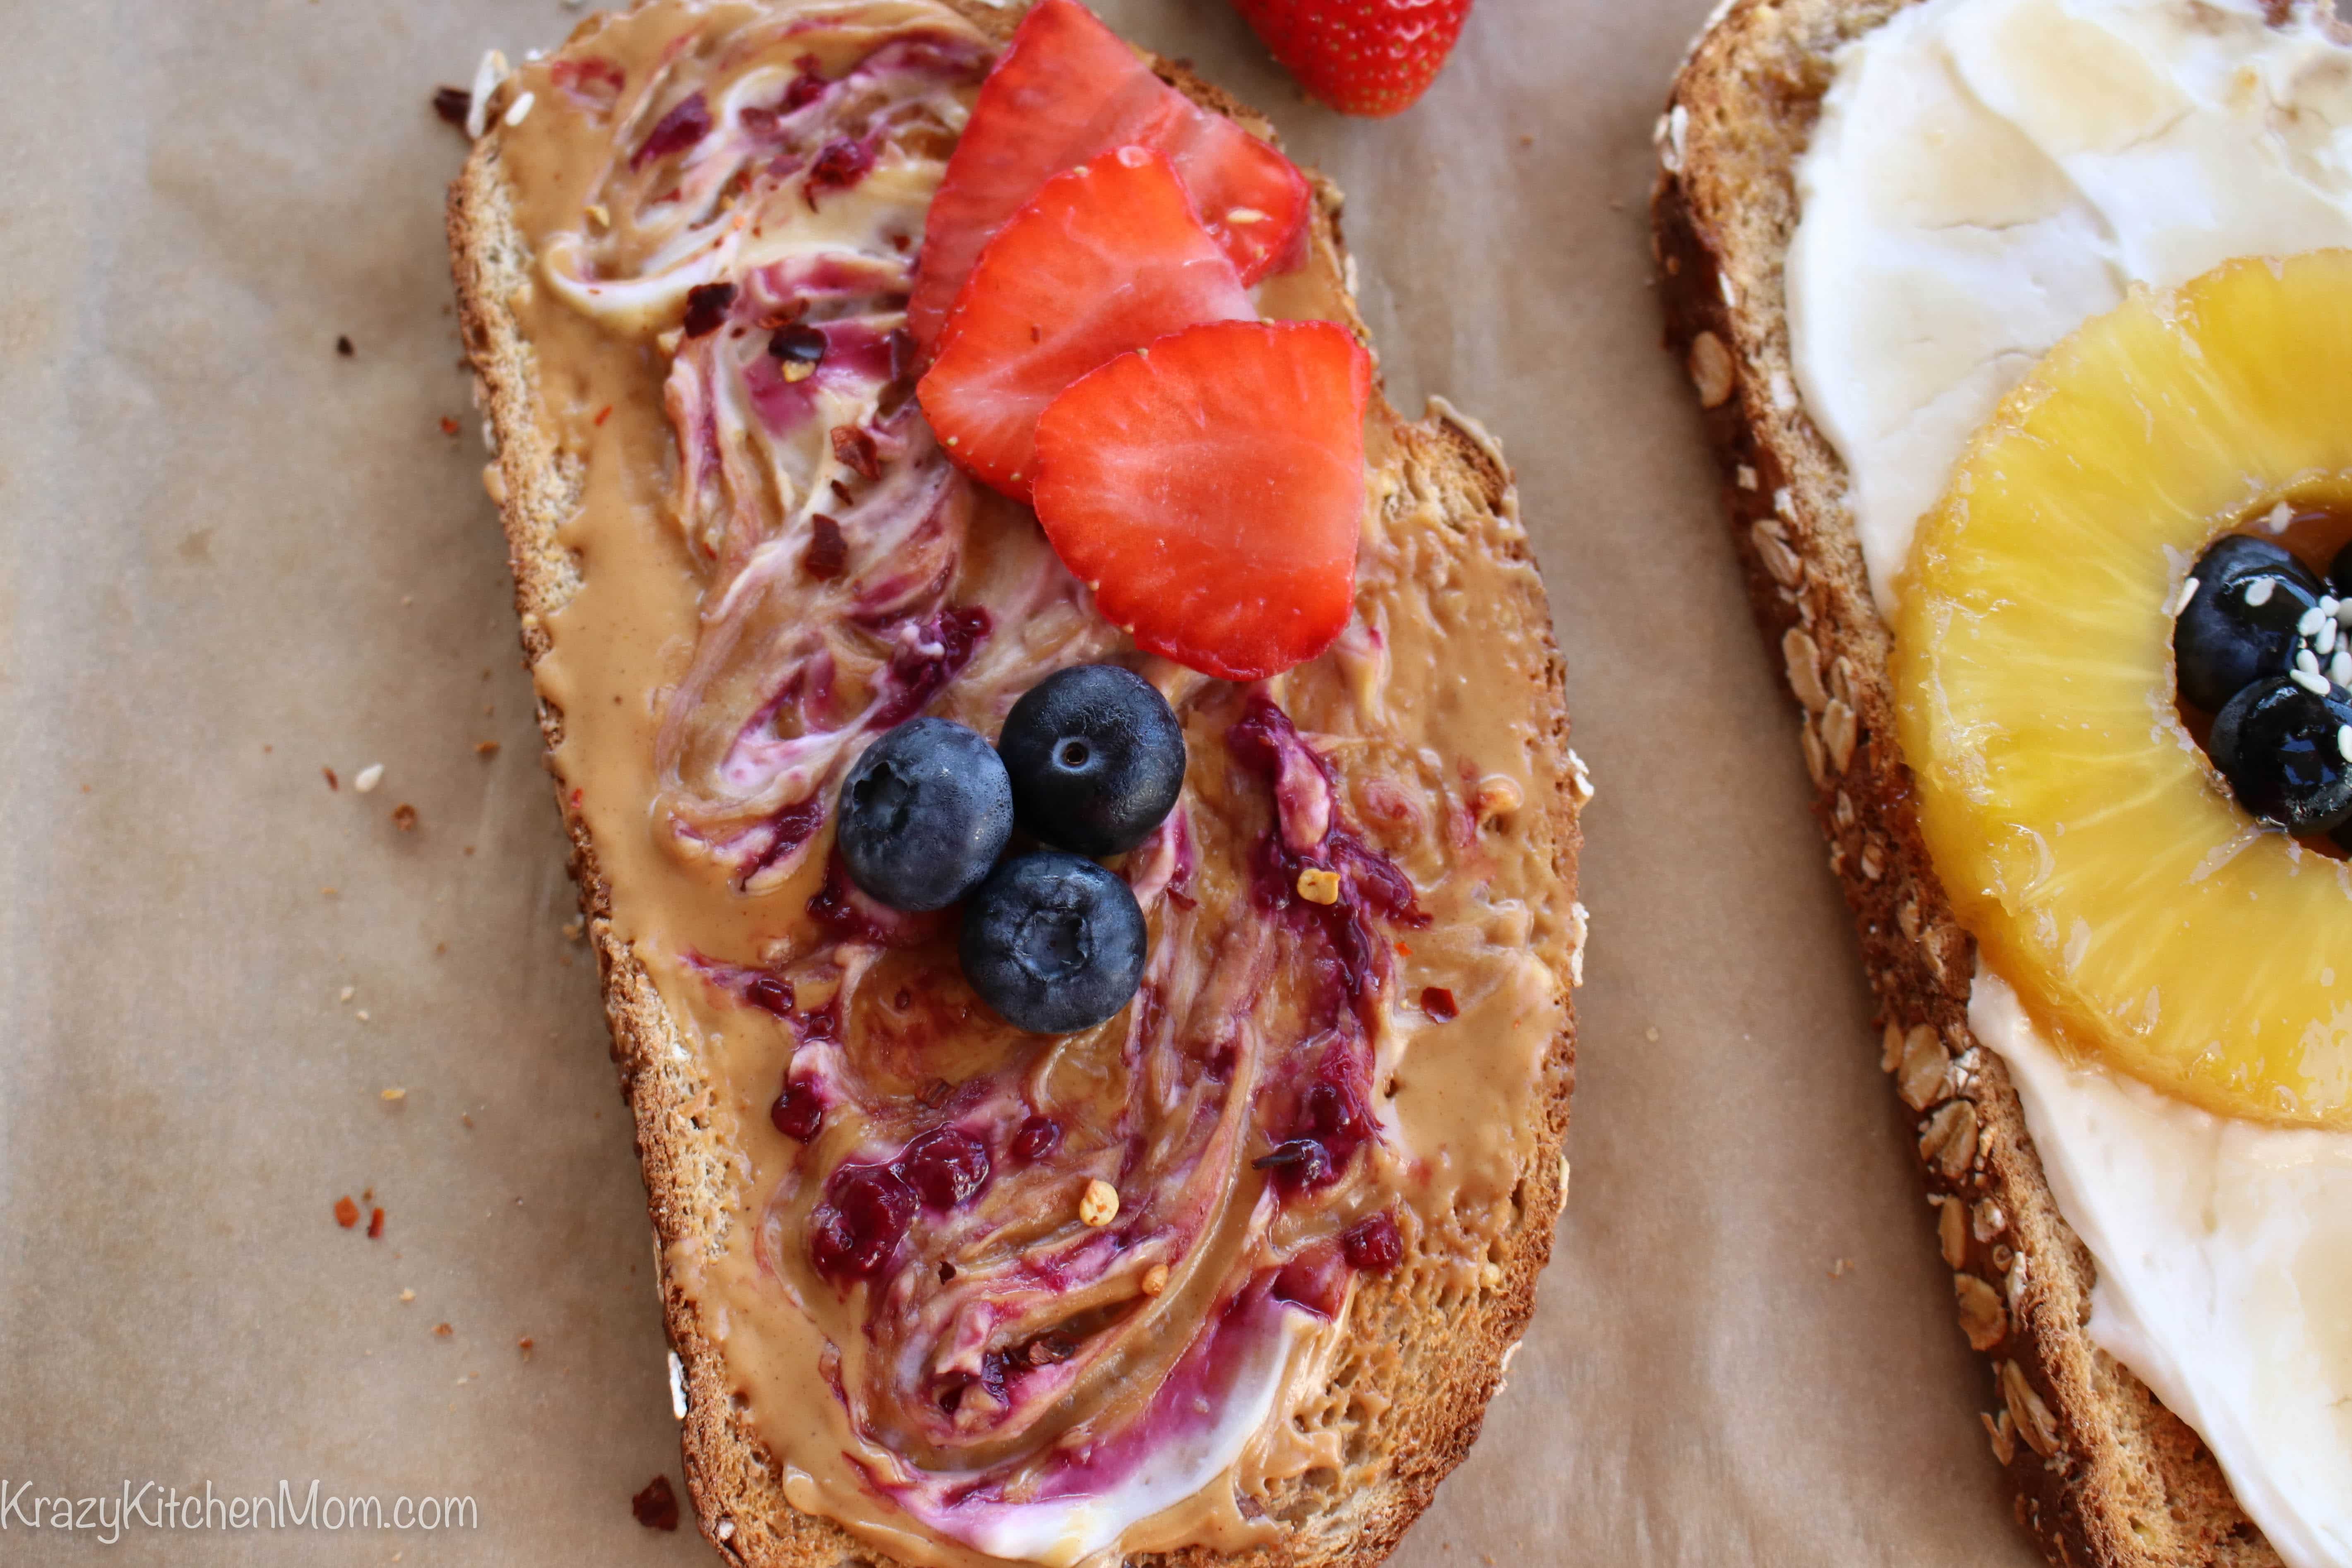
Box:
[446,4,1579,1565]
[1653,3,2279,1566]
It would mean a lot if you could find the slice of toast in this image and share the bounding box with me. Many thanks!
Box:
[447,4,1580,1565]
[1652,3,2283,1565]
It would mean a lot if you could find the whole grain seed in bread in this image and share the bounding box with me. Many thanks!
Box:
[448,2,1580,1564]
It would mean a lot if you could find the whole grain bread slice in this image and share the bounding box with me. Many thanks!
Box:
[1652,2,2287,1564]
[446,4,1580,1565]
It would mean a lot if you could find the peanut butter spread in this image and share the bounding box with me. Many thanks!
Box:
[486,4,1571,1562]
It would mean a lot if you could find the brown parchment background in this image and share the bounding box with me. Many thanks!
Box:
[0,0,2046,1563]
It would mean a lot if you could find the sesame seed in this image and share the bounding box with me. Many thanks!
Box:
[2266,501,2294,533]
[2300,606,2326,637]
[2323,619,2338,656]
[354,763,385,793]
[2333,651,2351,687]
[2294,668,2330,695]
[2176,575,2200,613]
[2339,725,2352,763]
[2297,647,2320,675]
[503,90,535,127]
[2248,578,2276,607]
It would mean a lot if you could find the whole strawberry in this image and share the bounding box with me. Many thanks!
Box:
[1229,0,1473,118]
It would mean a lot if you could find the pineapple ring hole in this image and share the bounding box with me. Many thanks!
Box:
[2176,495,2352,861]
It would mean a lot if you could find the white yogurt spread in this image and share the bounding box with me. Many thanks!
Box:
[1791,0,2352,618]
[1975,972,2352,1568]
[1789,2,2352,1561]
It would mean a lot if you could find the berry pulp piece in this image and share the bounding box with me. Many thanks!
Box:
[997,663,1188,855]
[906,0,1308,346]
[808,1164,917,1281]
[1032,319,1373,682]
[919,147,1252,501]
[897,1127,992,1209]
[1340,1210,1403,1274]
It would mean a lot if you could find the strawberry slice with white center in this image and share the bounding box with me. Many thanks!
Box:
[1032,319,1372,682]
[917,146,1253,501]
[907,0,1309,349]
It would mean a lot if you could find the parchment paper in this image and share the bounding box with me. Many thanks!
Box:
[0,1,2045,1563]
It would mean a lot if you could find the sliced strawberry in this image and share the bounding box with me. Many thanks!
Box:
[1031,319,1372,682]
[917,147,1253,500]
[907,0,1309,349]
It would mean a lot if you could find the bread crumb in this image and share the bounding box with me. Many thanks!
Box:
[381,1087,406,1101]
[391,803,419,832]
[321,886,338,897]
[475,740,500,757]
[1079,1179,1120,1227]
[562,918,585,942]
[355,1010,371,1023]
[321,766,339,791]
[1829,1257,1854,1277]
[354,763,385,794]
[433,1323,453,1338]
[340,986,355,1003]
[1141,1263,1170,1297]
[399,1289,416,1303]
[1295,868,1341,905]
[1645,1026,1659,1042]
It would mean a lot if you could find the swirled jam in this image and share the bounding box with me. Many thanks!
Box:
[483,3,1575,1563]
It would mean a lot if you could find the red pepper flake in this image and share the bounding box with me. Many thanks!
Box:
[681,281,737,339]
[367,1207,385,1240]
[1421,986,1458,1022]
[391,803,419,832]
[592,404,613,427]
[474,740,500,758]
[631,1474,681,1532]
[517,1336,535,1355]
[830,425,880,481]
[433,1322,453,1337]
[803,513,847,580]
[322,766,339,791]
[439,417,460,437]
[431,86,472,128]
[333,1195,360,1229]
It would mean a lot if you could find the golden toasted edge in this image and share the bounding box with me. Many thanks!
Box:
[1651,2,2277,1566]
[445,3,1580,1565]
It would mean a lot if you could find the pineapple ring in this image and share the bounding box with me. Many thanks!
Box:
[1895,251,2352,1130]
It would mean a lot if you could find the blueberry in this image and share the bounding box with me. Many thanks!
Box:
[2209,675,2352,833]
[997,665,1186,856]
[2174,535,2324,712]
[836,718,1013,911]
[960,852,1147,1033]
